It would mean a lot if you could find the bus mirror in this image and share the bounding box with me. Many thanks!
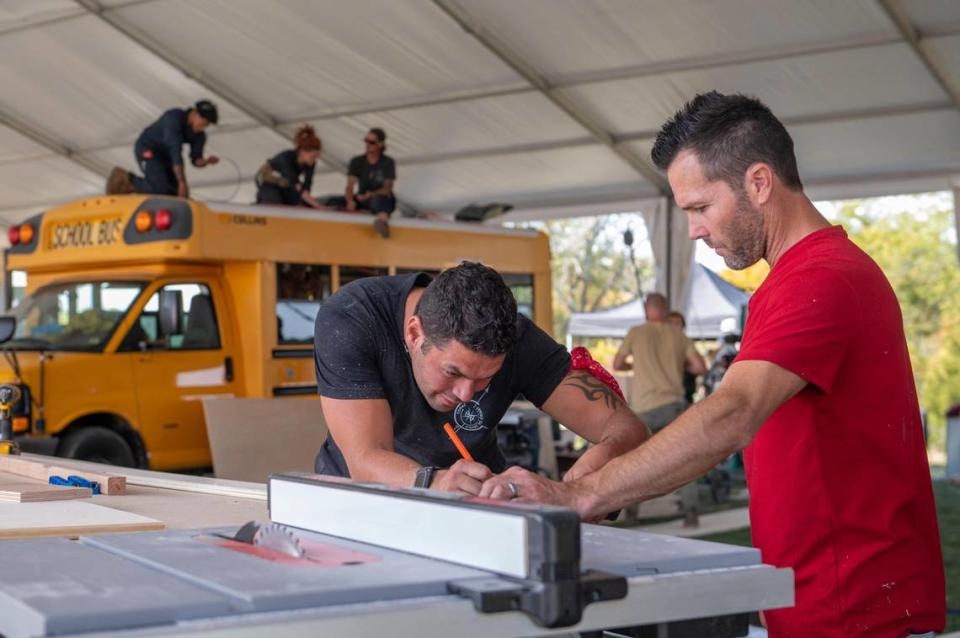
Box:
[0,316,14,344]
[159,290,183,337]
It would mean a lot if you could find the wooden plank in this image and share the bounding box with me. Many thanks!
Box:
[0,501,164,539]
[91,485,268,530]
[0,455,126,495]
[202,397,327,482]
[19,454,266,500]
[0,482,91,503]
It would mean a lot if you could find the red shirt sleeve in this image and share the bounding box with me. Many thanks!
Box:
[736,268,859,393]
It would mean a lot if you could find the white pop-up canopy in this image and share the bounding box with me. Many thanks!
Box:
[1,1,959,300]
[568,263,750,340]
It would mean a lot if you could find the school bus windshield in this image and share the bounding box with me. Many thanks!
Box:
[7,281,144,352]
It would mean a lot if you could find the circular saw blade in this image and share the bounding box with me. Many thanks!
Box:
[252,522,305,558]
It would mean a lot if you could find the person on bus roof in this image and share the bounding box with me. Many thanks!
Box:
[255,125,324,209]
[325,127,396,238]
[106,100,220,199]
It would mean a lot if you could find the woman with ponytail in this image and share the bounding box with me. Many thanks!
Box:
[255,125,323,208]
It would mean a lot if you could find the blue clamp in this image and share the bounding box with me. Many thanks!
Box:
[49,474,101,495]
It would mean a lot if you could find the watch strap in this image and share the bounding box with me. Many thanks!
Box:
[414,465,438,488]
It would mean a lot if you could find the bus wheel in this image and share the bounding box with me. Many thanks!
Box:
[58,427,137,467]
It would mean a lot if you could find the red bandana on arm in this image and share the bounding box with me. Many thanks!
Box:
[568,346,625,401]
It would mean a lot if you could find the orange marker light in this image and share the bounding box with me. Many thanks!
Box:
[135,210,153,232]
[443,422,474,462]
[18,223,34,245]
[12,417,28,433]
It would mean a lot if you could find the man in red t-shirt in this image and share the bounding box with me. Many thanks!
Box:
[480,92,945,636]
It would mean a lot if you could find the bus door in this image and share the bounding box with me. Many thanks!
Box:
[117,279,239,469]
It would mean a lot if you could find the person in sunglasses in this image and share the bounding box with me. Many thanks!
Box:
[343,127,396,238]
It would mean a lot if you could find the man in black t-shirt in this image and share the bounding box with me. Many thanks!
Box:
[314,262,651,495]
[106,100,220,198]
[326,127,396,238]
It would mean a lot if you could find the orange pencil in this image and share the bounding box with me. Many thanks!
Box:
[443,422,474,462]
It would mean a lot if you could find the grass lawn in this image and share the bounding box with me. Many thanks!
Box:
[697,480,960,631]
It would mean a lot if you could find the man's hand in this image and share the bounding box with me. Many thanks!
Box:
[176,181,188,198]
[346,198,357,212]
[192,156,219,168]
[431,459,494,495]
[356,192,371,202]
[562,442,619,482]
[479,467,591,516]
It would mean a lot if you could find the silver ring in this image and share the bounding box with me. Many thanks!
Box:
[507,481,519,499]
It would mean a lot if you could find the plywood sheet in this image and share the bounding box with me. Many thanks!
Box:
[0,482,90,503]
[19,454,267,500]
[0,500,164,539]
[203,397,327,482]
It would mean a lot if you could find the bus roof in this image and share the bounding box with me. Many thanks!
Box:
[6,196,550,275]
[210,202,540,238]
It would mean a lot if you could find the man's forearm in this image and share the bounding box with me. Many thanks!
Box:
[574,389,750,518]
[566,406,649,479]
[173,164,186,186]
[348,448,421,487]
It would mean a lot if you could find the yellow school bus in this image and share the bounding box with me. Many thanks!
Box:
[1,195,553,470]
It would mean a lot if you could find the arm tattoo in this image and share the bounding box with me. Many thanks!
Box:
[561,372,624,411]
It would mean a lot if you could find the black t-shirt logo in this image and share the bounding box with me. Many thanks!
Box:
[453,387,489,432]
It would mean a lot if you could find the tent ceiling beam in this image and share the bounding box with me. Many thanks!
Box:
[805,165,960,187]
[614,100,957,145]
[0,107,110,179]
[72,0,422,214]
[0,1,156,38]
[878,0,960,113]
[175,24,960,126]
[430,0,671,194]
[9,97,954,181]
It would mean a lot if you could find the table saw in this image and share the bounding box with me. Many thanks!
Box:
[0,473,793,637]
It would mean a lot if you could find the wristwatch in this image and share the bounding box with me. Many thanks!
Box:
[414,465,439,488]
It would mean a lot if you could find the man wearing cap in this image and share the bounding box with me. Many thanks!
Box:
[107,100,220,198]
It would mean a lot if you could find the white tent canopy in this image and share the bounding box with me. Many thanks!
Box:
[2,1,960,299]
[568,263,750,340]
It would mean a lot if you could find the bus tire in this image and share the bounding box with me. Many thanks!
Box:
[57,426,137,468]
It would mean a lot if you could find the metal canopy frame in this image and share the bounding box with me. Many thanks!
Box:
[0,2,955,197]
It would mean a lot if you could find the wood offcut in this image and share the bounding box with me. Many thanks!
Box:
[0,455,126,495]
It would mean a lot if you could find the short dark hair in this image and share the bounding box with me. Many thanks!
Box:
[415,261,518,356]
[369,127,386,143]
[193,99,219,124]
[651,91,802,192]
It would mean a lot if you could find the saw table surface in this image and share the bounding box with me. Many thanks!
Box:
[0,462,792,637]
[0,523,785,638]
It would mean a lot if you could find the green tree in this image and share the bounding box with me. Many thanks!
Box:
[545,214,654,339]
[834,198,960,450]
[512,214,654,339]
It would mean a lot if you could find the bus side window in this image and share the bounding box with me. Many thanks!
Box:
[502,273,534,320]
[119,283,220,351]
[338,265,388,289]
[277,263,331,344]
